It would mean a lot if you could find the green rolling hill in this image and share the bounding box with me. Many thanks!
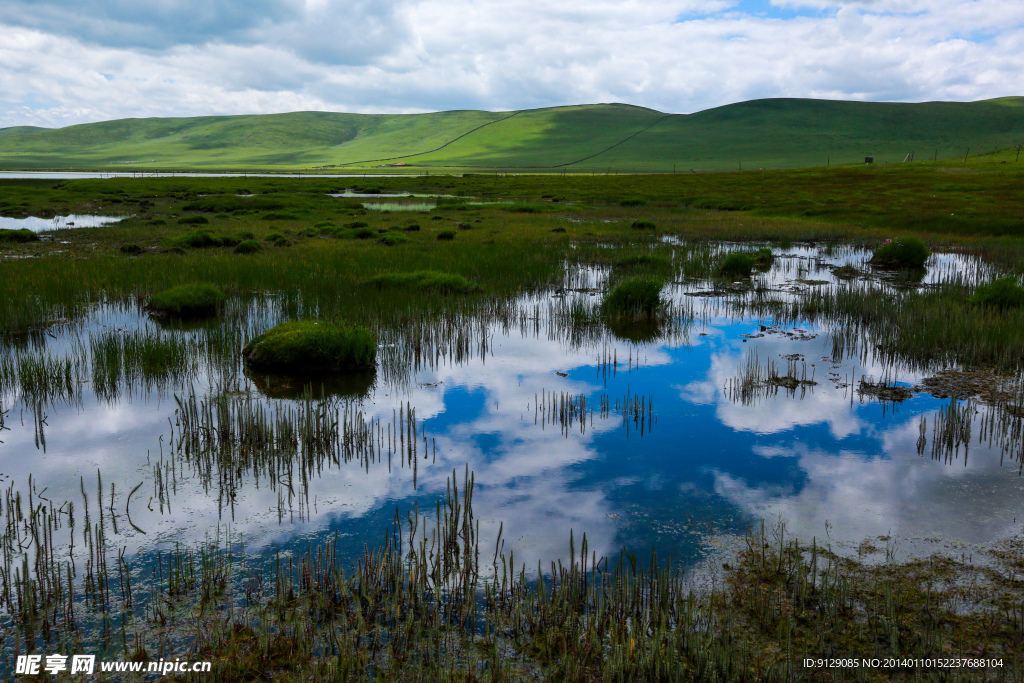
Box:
[0,97,1021,171]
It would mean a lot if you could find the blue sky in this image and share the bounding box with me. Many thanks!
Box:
[0,0,1021,129]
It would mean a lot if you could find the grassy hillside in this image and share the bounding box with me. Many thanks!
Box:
[572,97,1024,171]
[0,97,1021,171]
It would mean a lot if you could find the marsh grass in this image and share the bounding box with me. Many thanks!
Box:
[91,330,199,401]
[718,251,755,278]
[0,468,1020,682]
[601,278,662,316]
[871,236,930,269]
[0,228,38,243]
[969,276,1024,308]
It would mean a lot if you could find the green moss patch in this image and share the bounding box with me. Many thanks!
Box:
[242,320,376,372]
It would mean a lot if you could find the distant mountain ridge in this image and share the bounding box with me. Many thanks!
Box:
[1,97,1021,171]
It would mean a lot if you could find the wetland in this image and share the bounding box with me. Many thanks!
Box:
[1,165,1024,680]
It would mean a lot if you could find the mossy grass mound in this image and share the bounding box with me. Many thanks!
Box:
[378,232,408,246]
[0,228,39,243]
[119,243,144,255]
[234,239,262,254]
[242,320,376,372]
[177,215,209,225]
[437,230,456,241]
[718,252,756,277]
[148,283,225,318]
[619,198,647,207]
[870,236,930,268]
[601,277,663,316]
[630,220,656,230]
[367,271,478,294]
[969,277,1024,308]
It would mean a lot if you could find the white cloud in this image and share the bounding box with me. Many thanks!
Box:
[0,0,1021,128]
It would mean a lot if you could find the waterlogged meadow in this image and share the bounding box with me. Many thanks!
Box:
[1,173,1024,680]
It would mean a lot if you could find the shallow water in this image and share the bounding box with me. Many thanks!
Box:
[0,214,127,232]
[0,247,1021,584]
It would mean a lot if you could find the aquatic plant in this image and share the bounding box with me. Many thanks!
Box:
[969,276,1024,308]
[602,277,663,316]
[752,247,774,269]
[871,236,930,268]
[242,320,376,372]
[718,251,755,277]
[148,283,226,318]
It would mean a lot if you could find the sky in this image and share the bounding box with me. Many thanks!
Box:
[0,0,1022,129]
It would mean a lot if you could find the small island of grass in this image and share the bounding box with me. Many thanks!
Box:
[242,320,377,372]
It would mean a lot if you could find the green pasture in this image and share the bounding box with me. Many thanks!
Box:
[1,96,1022,171]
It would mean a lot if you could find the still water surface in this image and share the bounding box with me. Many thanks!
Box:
[1,246,1021,578]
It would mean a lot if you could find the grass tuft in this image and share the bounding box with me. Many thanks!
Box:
[969,277,1024,308]
[718,252,755,277]
[752,247,774,269]
[602,277,663,315]
[871,236,930,268]
[234,239,262,255]
[378,232,408,246]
